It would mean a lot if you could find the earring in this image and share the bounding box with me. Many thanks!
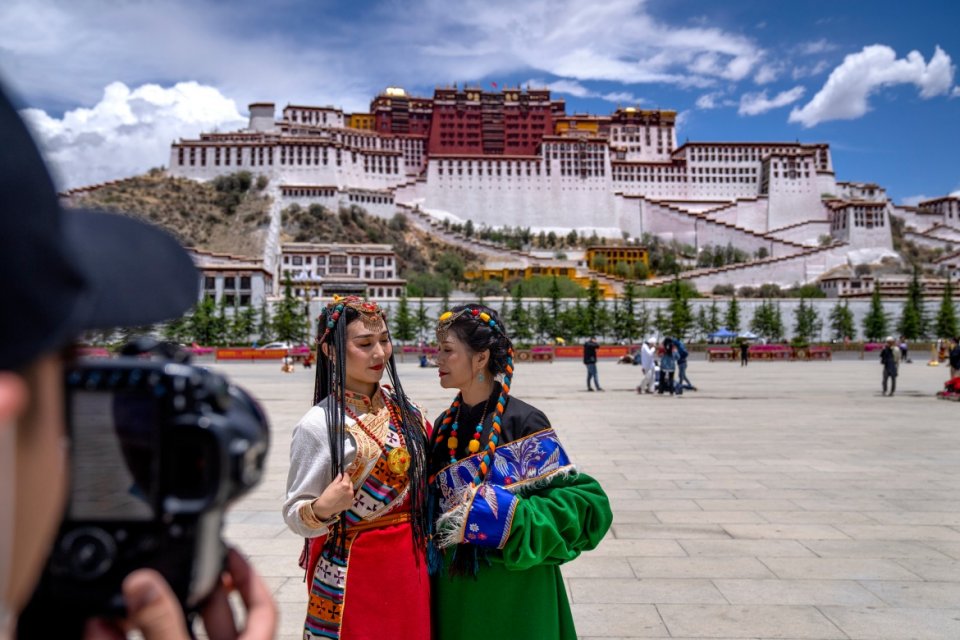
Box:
[478,372,485,382]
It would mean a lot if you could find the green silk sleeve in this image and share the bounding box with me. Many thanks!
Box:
[500,472,612,571]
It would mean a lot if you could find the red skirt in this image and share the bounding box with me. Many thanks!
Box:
[305,521,430,639]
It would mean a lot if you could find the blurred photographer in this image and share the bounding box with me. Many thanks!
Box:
[0,82,276,639]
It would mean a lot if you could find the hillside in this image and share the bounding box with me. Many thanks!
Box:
[63,170,479,282]
[64,169,272,256]
[280,202,478,277]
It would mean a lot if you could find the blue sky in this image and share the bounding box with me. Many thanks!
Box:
[0,0,957,201]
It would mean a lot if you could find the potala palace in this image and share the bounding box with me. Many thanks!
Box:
[167,86,960,293]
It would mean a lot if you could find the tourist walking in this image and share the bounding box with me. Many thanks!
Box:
[430,304,612,639]
[739,339,750,366]
[283,296,431,640]
[948,336,960,380]
[880,335,901,396]
[899,336,910,364]
[659,341,677,394]
[638,337,657,393]
[672,336,696,393]
[583,335,603,391]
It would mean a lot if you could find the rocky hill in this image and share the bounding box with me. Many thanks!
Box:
[62,170,478,278]
[63,169,272,257]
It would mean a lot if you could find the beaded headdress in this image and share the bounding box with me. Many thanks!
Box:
[318,294,386,344]
[436,306,502,342]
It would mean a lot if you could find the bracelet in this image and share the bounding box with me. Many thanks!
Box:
[300,501,341,530]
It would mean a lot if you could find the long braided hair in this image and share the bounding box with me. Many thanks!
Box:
[313,297,429,558]
[431,303,515,574]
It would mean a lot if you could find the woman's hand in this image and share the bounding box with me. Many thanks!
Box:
[312,472,355,519]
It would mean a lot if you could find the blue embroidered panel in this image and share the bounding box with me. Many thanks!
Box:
[463,484,518,548]
[436,428,573,513]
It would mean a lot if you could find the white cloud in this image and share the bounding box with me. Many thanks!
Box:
[738,86,806,116]
[22,81,245,189]
[696,92,722,109]
[797,39,836,56]
[792,60,830,80]
[953,86,960,97]
[789,45,956,127]
[535,78,640,104]
[901,194,929,207]
[0,0,765,109]
[695,91,736,110]
[754,63,782,84]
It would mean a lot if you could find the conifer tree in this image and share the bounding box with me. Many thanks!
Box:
[533,301,551,344]
[828,299,856,341]
[636,300,651,339]
[653,305,669,337]
[393,292,416,343]
[211,295,229,346]
[189,296,218,346]
[750,300,771,339]
[707,300,721,334]
[667,277,692,340]
[898,267,927,339]
[257,300,274,344]
[509,283,533,342]
[935,276,958,339]
[548,276,562,329]
[273,275,305,343]
[415,298,431,343]
[770,301,785,342]
[725,295,741,333]
[620,282,639,342]
[793,297,823,343]
[585,280,602,332]
[863,287,888,341]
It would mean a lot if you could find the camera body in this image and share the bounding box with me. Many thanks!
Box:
[25,352,269,621]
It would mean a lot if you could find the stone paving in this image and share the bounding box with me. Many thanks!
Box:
[212,356,960,639]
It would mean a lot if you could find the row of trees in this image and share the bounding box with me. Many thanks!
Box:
[393,272,959,345]
[861,270,957,341]
[106,271,957,348]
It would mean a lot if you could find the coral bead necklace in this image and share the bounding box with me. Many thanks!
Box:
[432,349,514,487]
[445,395,490,464]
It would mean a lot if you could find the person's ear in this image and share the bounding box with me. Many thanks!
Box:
[475,349,490,373]
[0,371,28,426]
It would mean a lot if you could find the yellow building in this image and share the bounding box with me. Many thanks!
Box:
[585,245,649,278]
[348,113,375,131]
[464,262,618,297]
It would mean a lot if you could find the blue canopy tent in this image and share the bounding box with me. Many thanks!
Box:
[708,328,738,340]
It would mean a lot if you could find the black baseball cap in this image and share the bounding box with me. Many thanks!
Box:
[0,81,199,371]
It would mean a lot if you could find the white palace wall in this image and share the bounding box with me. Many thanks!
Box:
[423,160,616,229]
[675,245,849,291]
[768,220,831,246]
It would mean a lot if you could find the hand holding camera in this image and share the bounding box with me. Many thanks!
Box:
[82,549,275,640]
[19,342,276,638]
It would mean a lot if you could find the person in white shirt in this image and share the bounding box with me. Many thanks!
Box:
[638,338,657,394]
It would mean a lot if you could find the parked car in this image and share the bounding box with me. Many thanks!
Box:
[257,341,294,350]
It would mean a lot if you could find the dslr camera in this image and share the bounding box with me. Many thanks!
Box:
[22,340,269,629]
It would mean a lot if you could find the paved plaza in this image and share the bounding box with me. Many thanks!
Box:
[212,355,960,639]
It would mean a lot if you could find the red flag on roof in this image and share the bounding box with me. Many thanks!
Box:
[491,81,498,89]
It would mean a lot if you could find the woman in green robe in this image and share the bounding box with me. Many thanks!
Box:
[429,304,613,639]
